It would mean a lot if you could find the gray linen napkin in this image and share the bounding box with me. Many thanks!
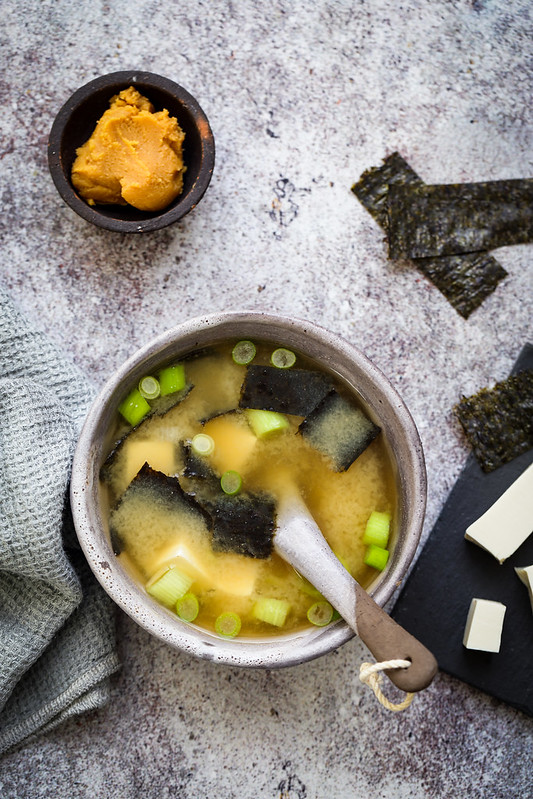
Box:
[0,287,120,756]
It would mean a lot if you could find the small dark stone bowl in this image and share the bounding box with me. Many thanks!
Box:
[48,71,215,233]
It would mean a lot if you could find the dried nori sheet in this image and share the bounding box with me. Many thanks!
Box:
[351,153,508,318]
[387,179,533,259]
[454,366,533,472]
[299,389,380,471]
[202,492,276,559]
[414,252,508,319]
[351,151,421,229]
[239,365,334,416]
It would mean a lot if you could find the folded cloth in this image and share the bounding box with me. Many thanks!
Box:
[0,287,120,756]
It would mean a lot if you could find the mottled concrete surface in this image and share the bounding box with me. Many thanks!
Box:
[0,1,532,797]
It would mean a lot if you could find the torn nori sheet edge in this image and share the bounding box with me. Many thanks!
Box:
[239,365,334,417]
[454,362,533,472]
[351,153,508,318]
[387,179,533,259]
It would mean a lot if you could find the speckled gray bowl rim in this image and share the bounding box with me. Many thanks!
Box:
[71,312,426,669]
[48,71,215,233]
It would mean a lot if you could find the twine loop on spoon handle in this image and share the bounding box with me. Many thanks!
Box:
[359,659,415,712]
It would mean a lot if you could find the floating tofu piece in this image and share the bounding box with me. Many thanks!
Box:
[124,439,177,485]
[463,598,506,653]
[515,565,533,613]
[156,539,213,585]
[153,540,260,596]
[464,462,533,563]
[209,552,261,596]
[203,413,257,474]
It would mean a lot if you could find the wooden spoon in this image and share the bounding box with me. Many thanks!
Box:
[275,490,438,693]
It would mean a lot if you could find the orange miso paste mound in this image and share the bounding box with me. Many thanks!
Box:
[71,87,186,212]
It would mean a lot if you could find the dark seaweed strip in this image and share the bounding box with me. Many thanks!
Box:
[180,442,222,500]
[387,180,533,259]
[454,368,533,472]
[201,493,276,559]
[111,463,209,517]
[351,151,421,229]
[299,389,380,471]
[351,153,508,318]
[415,252,508,319]
[239,365,334,416]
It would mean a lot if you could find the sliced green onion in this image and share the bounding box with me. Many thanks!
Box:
[307,600,334,627]
[232,340,256,365]
[118,388,151,426]
[245,409,290,439]
[363,511,391,548]
[215,611,242,637]
[252,597,290,627]
[271,348,296,368]
[220,470,242,495]
[158,364,186,396]
[176,592,200,622]
[364,544,390,571]
[138,375,161,400]
[191,433,215,456]
[146,566,193,607]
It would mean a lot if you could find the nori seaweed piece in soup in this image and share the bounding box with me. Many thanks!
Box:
[111,463,210,518]
[387,179,533,259]
[202,493,276,559]
[351,153,508,319]
[454,369,533,472]
[109,464,212,564]
[182,442,217,481]
[239,365,333,416]
[299,389,381,471]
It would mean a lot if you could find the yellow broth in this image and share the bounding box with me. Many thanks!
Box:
[101,341,397,637]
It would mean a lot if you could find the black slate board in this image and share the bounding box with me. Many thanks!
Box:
[392,344,533,716]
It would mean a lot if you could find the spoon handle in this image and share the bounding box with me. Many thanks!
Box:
[275,493,437,693]
[351,586,438,692]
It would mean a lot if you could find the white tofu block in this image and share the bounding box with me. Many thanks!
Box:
[515,565,533,614]
[124,438,177,485]
[465,462,533,563]
[463,598,506,653]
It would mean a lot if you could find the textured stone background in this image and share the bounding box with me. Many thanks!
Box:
[0,1,532,797]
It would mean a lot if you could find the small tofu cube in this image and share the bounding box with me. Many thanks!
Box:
[203,413,257,474]
[124,439,177,485]
[464,462,533,563]
[515,565,533,614]
[463,598,506,653]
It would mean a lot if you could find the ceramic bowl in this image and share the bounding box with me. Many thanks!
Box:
[48,71,215,233]
[70,312,426,668]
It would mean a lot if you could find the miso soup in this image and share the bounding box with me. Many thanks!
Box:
[101,339,397,638]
